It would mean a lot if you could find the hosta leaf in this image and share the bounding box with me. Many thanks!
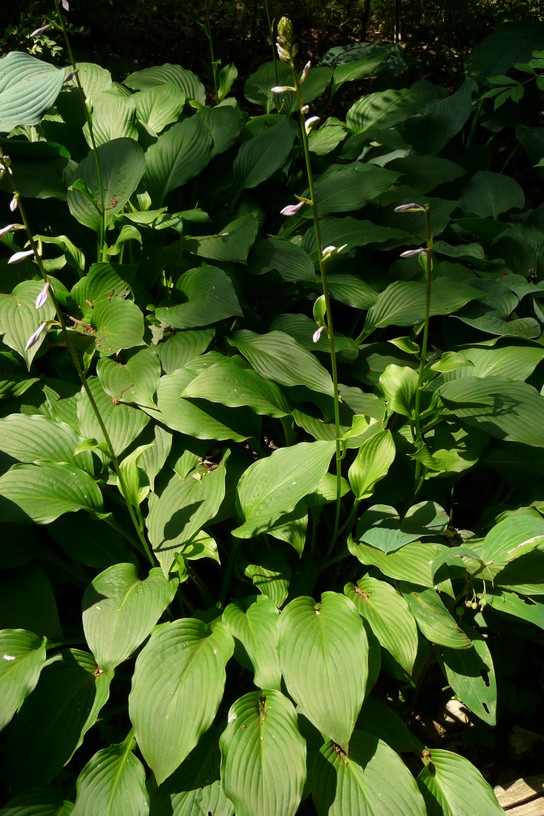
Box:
[244,557,291,607]
[155,264,242,328]
[485,589,544,629]
[0,563,61,639]
[223,596,281,689]
[157,328,214,372]
[451,345,544,382]
[250,237,316,283]
[0,52,66,132]
[346,87,432,134]
[229,329,334,395]
[302,216,410,257]
[244,62,292,111]
[146,455,227,574]
[91,298,145,356]
[480,514,544,568]
[198,104,245,156]
[233,441,335,538]
[0,280,56,368]
[73,737,148,816]
[220,690,306,816]
[84,89,138,146]
[0,462,103,524]
[129,618,234,783]
[4,650,112,792]
[71,261,133,314]
[133,82,186,134]
[0,414,91,470]
[354,502,449,554]
[184,214,258,263]
[78,377,149,456]
[97,347,161,409]
[361,278,481,340]
[313,163,399,216]
[439,376,544,446]
[439,624,497,725]
[124,63,205,104]
[310,732,426,816]
[279,593,368,749]
[0,789,74,814]
[182,357,290,417]
[0,629,47,731]
[82,564,177,670]
[143,115,213,205]
[345,576,418,675]
[460,170,525,219]
[233,117,297,189]
[379,364,418,418]
[399,585,471,649]
[348,539,454,592]
[417,749,503,815]
[348,430,396,501]
[68,138,146,232]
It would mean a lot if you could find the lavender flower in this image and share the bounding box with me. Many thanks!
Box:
[8,249,34,264]
[35,281,50,309]
[62,0,69,10]
[25,322,48,351]
[400,247,427,258]
[313,326,325,343]
[30,23,53,37]
[394,202,426,213]
[0,223,22,239]
[281,201,305,217]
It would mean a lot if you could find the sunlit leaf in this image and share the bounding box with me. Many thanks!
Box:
[417,749,503,814]
[0,629,47,731]
[73,736,148,816]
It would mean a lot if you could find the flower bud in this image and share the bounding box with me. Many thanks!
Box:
[394,202,426,213]
[30,23,53,37]
[305,116,320,135]
[25,322,48,351]
[8,249,34,264]
[312,326,325,343]
[301,61,312,83]
[281,201,305,217]
[35,281,51,309]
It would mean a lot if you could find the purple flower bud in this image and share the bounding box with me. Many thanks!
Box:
[30,23,53,37]
[35,281,50,309]
[394,202,425,213]
[281,201,305,217]
[400,247,427,258]
[313,326,325,343]
[25,322,48,351]
[0,223,21,239]
[8,249,34,264]
[64,70,76,83]
[62,0,70,10]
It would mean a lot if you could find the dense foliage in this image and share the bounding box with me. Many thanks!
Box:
[1,4,544,814]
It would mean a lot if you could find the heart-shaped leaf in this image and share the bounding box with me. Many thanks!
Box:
[72,736,148,816]
[0,629,47,730]
[0,52,66,132]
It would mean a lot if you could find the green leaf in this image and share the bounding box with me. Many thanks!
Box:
[345,576,418,675]
[157,328,214,372]
[244,62,292,111]
[313,163,399,216]
[485,589,544,629]
[82,564,177,670]
[346,87,432,134]
[229,330,334,396]
[354,502,449,554]
[348,430,396,501]
[223,596,281,690]
[348,538,454,592]
[129,618,234,784]
[0,629,47,731]
[311,731,426,816]
[92,298,145,356]
[0,280,56,368]
[361,278,481,339]
[84,89,138,146]
[182,357,290,417]
[0,52,66,132]
[302,216,411,258]
[124,63,205,103]
[143,115,213,205]
[449,345,544,382]
[250,237,316,283]
[439,376,544,447]
[403,79,475,155]
[0,462,103,524]
[243,556,291,607]
[0,789,74,814]
[146,455,227,573]
[155,264,242,328]
[73,737,148,816]
[417,749,503,815]
[0,414,91,471]
[481,514,544,568]
[97,347,161,409]
[0,563,62,638]
[399,585,471,649]
[233,441,335,538]
[220,690,306,816]
[439,624,497,725]
[4,650,112,792]
[68,139,146,232]
[379,364,418,418]
[460,170,525,219]
[234,117,296,189]
[279,592,368,749]
[184,214,258,263]
[78,377,149,456]
[133,82,186,135]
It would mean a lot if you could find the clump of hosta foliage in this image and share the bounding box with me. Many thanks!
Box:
[1,4,544,813]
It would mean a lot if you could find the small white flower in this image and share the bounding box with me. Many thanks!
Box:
[25,322,48,351]
[400,247,427,258]
[9,195,18,212]
[30,23,53,37]
[301,104,310,114]
[8,249,34,264]
[62,0,70,10]
[280,201,305,217]
[313,326,325,343]
[0,223,22,239]
[301,61,312,82]
[271,85,295,94]
[305,116,320,135]
[35,281,51,309]
[394,202,425,213]
[322,243,348,260]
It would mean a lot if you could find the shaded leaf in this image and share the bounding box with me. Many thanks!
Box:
[0,629,47,731]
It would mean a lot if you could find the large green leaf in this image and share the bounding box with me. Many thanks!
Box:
[233,117,296,190]
[439,624,497,726]
[155,264,242,328]
[181,357,290,417]
[485,589,544,629]
[143,115,213,205]
[184,215,258,263]
[345,576,418,675]
[146,455,227,573]
[91,298,145,356]
[124,63,205,104]
[0,563,62,638]
[4,650,112,792]
[0,52,66,132]
[447,345,544,382]
[354,502,449,554]
[84,89,138,146]
[310,731,426,816]
[223,596,281,690]
[348,430,396,501]
[480,514,544,568]
[97,347,161,409]
[313,163,399,216]
[250,237,316,283]
[0,462,103,524]
[439,376,544,447]
[229,330,334,396]
[302,216,411,258]
[129,618,234,784]
[403,79,475,155]
[0,280,56,368]
[157,328,214,372]
[0,629,47,731]
[0,414,92,471]
[82,564,177,670]
[0,790,74,814]
[399,585,471,649]
[72,736,148,816]
[233,441,335,538]
[220,690,306,816]
[78,377,149,456]
[417,749,503,815]
[361,278,481,340]
[460,170,525,219]
[348,538,454,592]
[279,593,368,749]
[346,87,432,134]
[67,138,146,232]
[133,83,186,135]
